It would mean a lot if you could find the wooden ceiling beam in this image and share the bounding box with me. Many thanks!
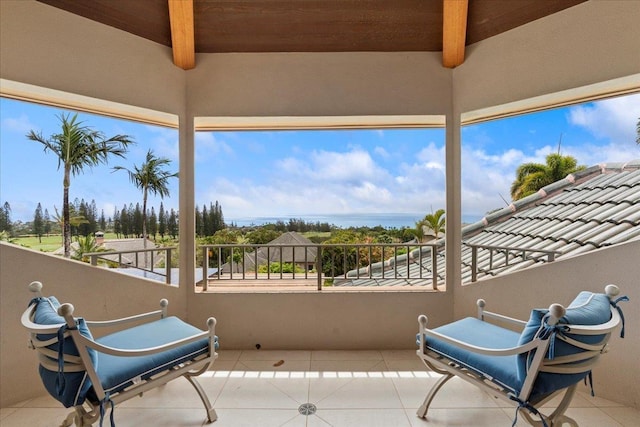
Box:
[442,0,469,68]
[168,0,195,70]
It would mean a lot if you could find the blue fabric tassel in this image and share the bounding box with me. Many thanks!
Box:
[99,392,115,427]
[610,296,629,338]
[509,394,549,427]
[55,323,77,397]
[537,315,570,360]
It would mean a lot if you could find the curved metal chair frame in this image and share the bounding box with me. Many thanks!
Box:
[416,285,624,427]
[21,281,218,426]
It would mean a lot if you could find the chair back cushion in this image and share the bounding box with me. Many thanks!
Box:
[32,296,97,407]
[516,291,611,398]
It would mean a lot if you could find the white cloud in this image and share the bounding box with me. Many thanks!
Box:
[2,114,35,134]
[195,132,233,162]
[568,93,640,145]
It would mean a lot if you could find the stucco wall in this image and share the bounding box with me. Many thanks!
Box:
[0,0,185,116]
[454,239,640,409]
[187,289,453,351]
[0,243,188,407]
[455,0,640,114]
[188,52,451,117]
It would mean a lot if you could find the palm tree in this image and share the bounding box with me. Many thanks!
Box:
[510,153,585,201]
[422,209,446,241]
[413,219,426,243]
[72,235,110,263]
[113,150,178,251]
[27,113,133,257]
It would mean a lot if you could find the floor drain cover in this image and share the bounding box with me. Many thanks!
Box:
[298,403,317,416]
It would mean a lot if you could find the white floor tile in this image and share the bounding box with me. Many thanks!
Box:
[310,360,387,372]
[239,350,311,361]
[311,350,383,361]
[409,408,514,426]
[308,408,412,427]
[381,349,418,360]
[210,409,305,427]
[309,377,403,409]
[215,349,241,362]
[0,407,19,421]
[600,406,640,427]
[214,377,309,409]
[0,408,74,427]
[235,359,312,371]
[4,351,637,427]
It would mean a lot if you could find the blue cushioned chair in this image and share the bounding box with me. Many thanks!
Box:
[416,284,627,427]
[21,281,219,426]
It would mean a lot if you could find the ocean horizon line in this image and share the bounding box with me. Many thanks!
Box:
[226,213,483,229]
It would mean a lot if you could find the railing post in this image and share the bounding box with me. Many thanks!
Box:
[471,245,477,282]
[431,246,438,291]
[203,246,209,291]
[165,248,172,285]
[90,254,98,266]
[316,246,323,291]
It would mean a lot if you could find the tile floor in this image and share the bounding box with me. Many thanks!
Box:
[1,350,638,426]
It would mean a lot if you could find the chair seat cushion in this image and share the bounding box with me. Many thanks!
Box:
[94,316,218,394]
[417,317,522,394]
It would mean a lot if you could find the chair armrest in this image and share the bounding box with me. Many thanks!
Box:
[481,310,528,329]
[86,309,164,329]
[85,299,169,330]
[476,299,527,328]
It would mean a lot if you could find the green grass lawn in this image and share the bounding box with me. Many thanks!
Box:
[12,233,120,252]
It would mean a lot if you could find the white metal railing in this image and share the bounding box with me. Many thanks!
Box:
[465,242,560,282]
[86,247,176,285]
[199,243,441,291]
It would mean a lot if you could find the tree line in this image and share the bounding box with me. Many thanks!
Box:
[0,199,232,243]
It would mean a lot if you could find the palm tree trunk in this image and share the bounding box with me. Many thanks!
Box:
[63,168,71,258]
[142,188,148,268]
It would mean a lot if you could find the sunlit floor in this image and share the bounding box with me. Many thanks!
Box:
[2,350,638,427]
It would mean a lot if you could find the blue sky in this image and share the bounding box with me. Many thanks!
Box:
[1,94,639,225]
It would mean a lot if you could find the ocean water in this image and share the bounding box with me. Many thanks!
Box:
[227,213,482,229]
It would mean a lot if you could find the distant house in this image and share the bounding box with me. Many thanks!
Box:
[221,231,317,273]
[339,160,640,287]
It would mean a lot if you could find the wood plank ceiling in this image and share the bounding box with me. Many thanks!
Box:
[37,0,586,70]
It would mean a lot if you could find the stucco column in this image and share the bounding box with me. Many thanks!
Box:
[179,112,196,289]
[445,96,462,293]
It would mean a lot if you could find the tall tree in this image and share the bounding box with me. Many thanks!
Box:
[99,209,107,232]
[43,208,52,236]
[158,202,166,239]
[148,207,158,241]
[27,113,132,256]
[33,203,45,243]
[510,153,585,200]
[168,208,178,239]
[114,149,177,248]
[0,202,11,234]
[113,207,121,238]
[133,203,143,237]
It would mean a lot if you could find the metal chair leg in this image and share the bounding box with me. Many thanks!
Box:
[416,373,453,418]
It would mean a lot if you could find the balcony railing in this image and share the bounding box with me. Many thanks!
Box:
[86,247,175,285]
[81,242,560,289]
[199,243,441,291]
[466,242,560,282]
